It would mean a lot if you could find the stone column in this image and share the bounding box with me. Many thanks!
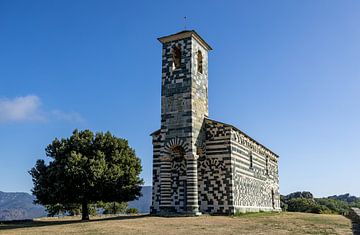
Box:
[186,154,201,215]
[159,155,173,213]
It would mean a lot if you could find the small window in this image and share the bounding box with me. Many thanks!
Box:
[197,50,203,74]
[172,45,181,70]
[266,156,269,175]
[271,189,275,209]
[249,151,253,169]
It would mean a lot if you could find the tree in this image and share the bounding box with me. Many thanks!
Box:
[29,129,143,220]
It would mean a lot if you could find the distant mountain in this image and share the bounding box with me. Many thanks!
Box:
[128,186,152,213]
[0,191,46,221]
[0,186,152,220]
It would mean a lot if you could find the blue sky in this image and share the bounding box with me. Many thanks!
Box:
[0,0,359,197]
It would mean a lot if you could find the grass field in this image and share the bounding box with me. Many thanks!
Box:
[0,212,354,235]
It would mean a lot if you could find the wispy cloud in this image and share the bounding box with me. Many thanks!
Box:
[51,110,85,123]
[0,95,84,124]
[0,95,45,123]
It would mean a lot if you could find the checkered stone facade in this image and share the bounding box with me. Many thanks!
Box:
[150,30,280,215]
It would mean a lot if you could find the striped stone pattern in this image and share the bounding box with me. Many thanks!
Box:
[198,120,233,214]
[151,30,280,215]
[150,132,162,214]
[151,32,210,215]
[230,124,281,212]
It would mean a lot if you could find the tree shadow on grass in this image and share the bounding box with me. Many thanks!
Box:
[0,214,149,231]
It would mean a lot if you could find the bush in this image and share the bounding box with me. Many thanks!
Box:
[287,198,321,213]
[315,198,350,215]
[280,195,288,211]
[281,191,354,215]
[45,203,96,216]
[126,208,138,214]
[97,202,128,215]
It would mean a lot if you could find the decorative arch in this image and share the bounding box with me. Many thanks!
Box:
[164,137,189,157]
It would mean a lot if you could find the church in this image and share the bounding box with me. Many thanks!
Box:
[150,30,280,215]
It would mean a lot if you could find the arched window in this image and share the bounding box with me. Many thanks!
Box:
[197,50,203,74]
[172,45,181,70]
[170,145,185,161]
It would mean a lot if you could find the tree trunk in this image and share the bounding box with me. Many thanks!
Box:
[82,201,89,220]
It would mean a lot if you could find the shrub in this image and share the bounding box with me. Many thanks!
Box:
[315,198,350,215]
[97,202,128,215]
[126,208,138,214]
[287,198,321,213]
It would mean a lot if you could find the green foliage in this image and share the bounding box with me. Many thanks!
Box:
[350,201,360,209]
[97,201,128,214]
[29,129,143,220]
[280,195,288,211]
[281,191,355,215]
[315,198,350,215]
[286,198,322,213]
[328,194,360,209]
[126,208,138,214]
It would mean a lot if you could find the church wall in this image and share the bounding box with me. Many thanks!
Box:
[230,129,281,213]
[150,132,162,214]
[198,120,234,214]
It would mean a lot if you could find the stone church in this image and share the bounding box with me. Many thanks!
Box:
[150,30,280,215]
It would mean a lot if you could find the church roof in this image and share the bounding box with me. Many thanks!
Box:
[158,30,212,51]
[150,129,161,136]
[205,118,279,158]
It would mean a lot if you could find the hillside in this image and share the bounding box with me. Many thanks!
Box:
[0,186,151,221]
[128,186,151,213]
[0,212,354,235]
[0,191,46,221]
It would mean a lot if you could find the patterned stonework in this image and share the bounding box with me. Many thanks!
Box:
[151,30,280,215]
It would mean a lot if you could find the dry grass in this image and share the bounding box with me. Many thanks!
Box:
[0,212,353,235]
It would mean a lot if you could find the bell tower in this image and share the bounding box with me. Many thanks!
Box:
[156,30,212,215]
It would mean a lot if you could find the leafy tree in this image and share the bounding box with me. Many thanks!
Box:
[29,129,143,220]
